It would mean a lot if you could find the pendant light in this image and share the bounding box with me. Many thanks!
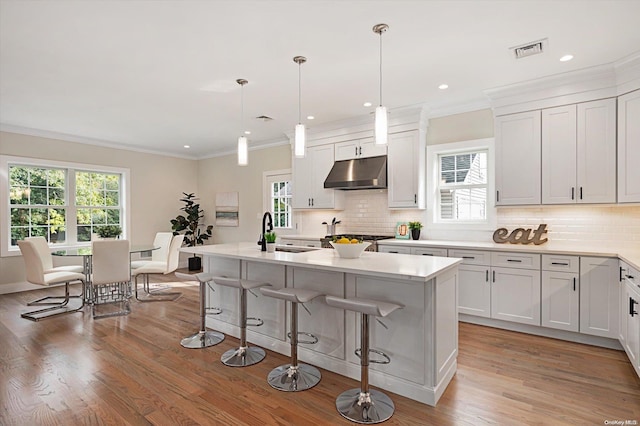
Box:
[293,56,307,158]
[236,79,248,166]
[373,23,389,145]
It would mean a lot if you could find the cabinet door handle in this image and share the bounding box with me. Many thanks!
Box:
[355,146,358,156]
[571,187,575,200]
[486,270,489,282]
[390,251,398,254]
[285,243,294,246]
[620,267,626,282]
[551,262,569,266]
[507,259,522,263]
[422,253,433,256]
[359,146,362,155]
[630,297,638,317]
[462,256,475,259]
[311,198,314,206]
[496,190,500,202]
[308,198,311,206]
[414,194,417,204]
[492,270,496,282]
[580,187,583,200]
[573,277,576,292]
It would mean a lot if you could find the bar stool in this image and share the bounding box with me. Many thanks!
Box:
[325,296,403,424]
[213,277,270,367]
[175,272,225,349]
[259,287,324,392]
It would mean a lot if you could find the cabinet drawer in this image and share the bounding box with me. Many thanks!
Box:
[378,246,411,255]
[448,249,491,266]
[542,254,579,273]
[411,247,448,257]
[491,252,541,270]
[280,239,321,248]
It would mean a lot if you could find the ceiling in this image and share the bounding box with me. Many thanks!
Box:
[1,1,639,159]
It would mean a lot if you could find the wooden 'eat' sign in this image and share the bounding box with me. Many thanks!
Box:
[493,224,548,245]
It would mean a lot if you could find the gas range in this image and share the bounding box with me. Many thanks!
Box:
[320,234,395,252]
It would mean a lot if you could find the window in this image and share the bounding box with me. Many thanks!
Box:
[438,151,488,221]
[426,138,495,231]
[263,169,296,234]
[2,155,129,255]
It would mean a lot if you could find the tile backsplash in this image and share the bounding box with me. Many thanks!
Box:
[299,189,640,249]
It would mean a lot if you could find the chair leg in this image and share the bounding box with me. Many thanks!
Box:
[21,281,85,322]
[133,274,181,302]
[335,313,395,424]
[27,285,83,306]
[180,280,224,348]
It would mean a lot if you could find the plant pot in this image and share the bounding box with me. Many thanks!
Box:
[266,242,276,253]
[411,229,421,240]
[188,256,202,271]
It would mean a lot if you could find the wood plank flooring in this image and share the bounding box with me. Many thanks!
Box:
[1,276,639,425]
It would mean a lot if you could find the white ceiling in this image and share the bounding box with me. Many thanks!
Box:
[1,0,639,159]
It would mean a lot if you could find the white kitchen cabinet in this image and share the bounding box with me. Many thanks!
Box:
[491,266,541,326]
[542,271,579,332]
[541,99,616,204]
[292,144,344,210]
[334,137,386,161]
[622,265,640,377]
[619,260,631,346]
[387,130,425,209]
[618,89,640,203]
[458,264,491,318]
[580,257,619,338]
[377,245,411,255]
[495,111,541,205]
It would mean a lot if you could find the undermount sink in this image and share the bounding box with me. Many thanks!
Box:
[275,246,319,253]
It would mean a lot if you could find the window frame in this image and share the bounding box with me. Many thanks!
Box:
[426,138,496,231]
[262,169,297,236]
[1,155,130,257]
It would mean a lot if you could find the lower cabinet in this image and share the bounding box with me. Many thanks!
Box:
[579,257,619,338]
[541,271,579,332]
[458,264,491,318]
[491,267,541,326]
[621,262,640,377]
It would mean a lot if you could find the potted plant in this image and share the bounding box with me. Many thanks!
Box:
[95,224,122,240]
[265,232,277,253]
[170,192,213,270]
[408,221,423,240]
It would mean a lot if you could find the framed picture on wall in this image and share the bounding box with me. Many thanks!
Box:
[395,221,410,239]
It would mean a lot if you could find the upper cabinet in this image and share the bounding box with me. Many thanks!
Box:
[387,130,426,209]
[495,111,541,206]
[541,99,616,204]
[334,137,387,161]
[618,90,640,203]
[292,144,344,210]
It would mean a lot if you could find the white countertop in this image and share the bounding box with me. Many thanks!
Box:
[181,242,461,283]
[377,239,640,270]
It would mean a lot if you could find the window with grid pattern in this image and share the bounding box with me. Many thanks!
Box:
[438,151,488,221]
[270,180,292,228]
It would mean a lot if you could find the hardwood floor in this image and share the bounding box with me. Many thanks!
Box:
[1,276,638,425]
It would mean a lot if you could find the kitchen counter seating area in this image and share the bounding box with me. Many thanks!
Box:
[181,242,461,408]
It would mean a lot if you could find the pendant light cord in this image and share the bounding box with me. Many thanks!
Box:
[298,62,302,124]
[241,84,244,132]
[379,30,383,107]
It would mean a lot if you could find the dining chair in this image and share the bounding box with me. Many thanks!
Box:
[17,240,86,321]
[132,234,184,301]
[91,239,132,319]
[24,236,85,306]
[130,232,173,270]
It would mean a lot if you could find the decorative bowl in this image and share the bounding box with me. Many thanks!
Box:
[329,241,371,258]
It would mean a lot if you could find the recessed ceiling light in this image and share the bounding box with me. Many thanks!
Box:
[438,84,449,90]
[183,145,190,148]
[244,130,251,135]
[363,102,372,107]
[307,115,315,120]
[560,54,574,62]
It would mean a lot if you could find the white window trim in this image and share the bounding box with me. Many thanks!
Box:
[1,155,131,257]
[426,138,496,231]
[262,168,297,236]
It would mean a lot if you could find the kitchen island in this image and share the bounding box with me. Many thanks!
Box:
[181,242,461,406]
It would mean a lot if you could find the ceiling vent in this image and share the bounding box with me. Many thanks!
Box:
[256,115,274,122]
[511,38,548,59]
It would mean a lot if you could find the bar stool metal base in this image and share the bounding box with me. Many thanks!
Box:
[336,388,395,424]
[267,363,321,392]
[221,346,265,367]
[180,330,225,349]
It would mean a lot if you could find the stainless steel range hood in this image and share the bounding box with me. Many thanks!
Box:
[324,155,387,190]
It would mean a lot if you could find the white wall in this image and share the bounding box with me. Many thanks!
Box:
[0,131,197,289]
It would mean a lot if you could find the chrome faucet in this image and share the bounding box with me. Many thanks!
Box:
[258,211,273,252]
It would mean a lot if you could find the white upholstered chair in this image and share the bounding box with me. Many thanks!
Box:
[132,234,184,301]
[17,239,86,321]
[130,232,173,270]
[91,239,132,319]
